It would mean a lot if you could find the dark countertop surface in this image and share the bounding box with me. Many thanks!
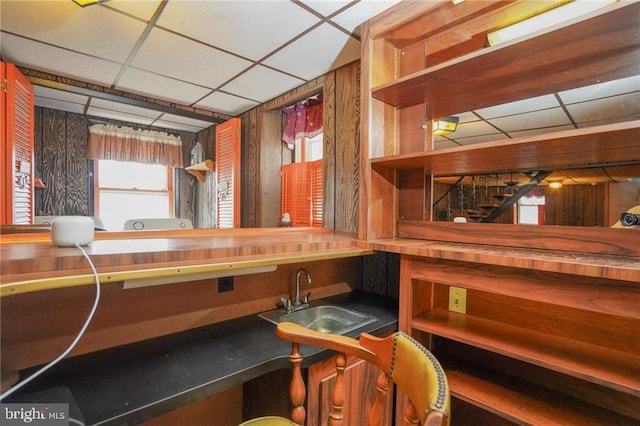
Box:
[8,292,397,425]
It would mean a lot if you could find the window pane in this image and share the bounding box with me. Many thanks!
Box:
[99,160,167,190]
[99,191,169,231]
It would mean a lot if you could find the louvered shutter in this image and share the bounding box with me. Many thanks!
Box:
[215,118,241,228]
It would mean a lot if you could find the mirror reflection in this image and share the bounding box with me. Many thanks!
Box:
[431,75,640,227]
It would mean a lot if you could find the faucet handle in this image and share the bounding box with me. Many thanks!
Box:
[302,292,311,304]
[279,296,292,312]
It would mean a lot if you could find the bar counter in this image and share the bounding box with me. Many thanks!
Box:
[1,227,373,296]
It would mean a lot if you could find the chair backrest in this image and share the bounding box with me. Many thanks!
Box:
[123,218,193,230]
[275,322,450,426]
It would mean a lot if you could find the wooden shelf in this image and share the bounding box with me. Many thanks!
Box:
[370,120,640,175]
[446,368,638,425]
[412,309,640,395]
[186,159,214,183]
[371,2,639,118]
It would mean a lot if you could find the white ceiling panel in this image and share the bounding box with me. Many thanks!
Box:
[0,0,146,63]
[475,94,560,119]
[301,1,351,17]
[103,0,164,21]
[331,0,402,33]
[116,67,212,105]
[450,120,501,139]
[559,75,640,104]
[447,133,505,147]
[263,23,360,80]
[35,98,86,115]
[131,28,253,89]
[0,33,122,86]
[487,107,572,132]
[155,113,216,132]
[89,98,164,120]
[566,93,640,124]
[156,0,320,61]
[221,65,305,103]
[195,92,260,117]
[508,125,576,139]
[35,86,89,105]
[86,106,158,126]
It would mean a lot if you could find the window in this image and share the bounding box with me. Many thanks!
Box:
[94,160,174,230]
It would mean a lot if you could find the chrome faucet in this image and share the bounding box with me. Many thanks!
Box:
[279,268,312,313]
[294,268,312,308]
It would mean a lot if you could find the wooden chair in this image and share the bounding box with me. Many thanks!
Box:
[240,322,450,426]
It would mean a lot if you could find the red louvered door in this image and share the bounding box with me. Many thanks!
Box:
[215,117,241,228]
[1,62,35,225]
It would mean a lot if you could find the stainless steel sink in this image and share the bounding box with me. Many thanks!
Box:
[259,303,377,335]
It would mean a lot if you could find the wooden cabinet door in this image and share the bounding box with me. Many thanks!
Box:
[1,62,34,225]
[307,354,392,426]
[216,117,241,228]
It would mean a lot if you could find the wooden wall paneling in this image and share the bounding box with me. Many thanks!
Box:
[40,109,67,215]
[323,71,336,230]
[258,107,287,228]
[399,40,426,77]
[334,62,361,234]
[192,128,215,228]
[240,109,259,228]
[34,107,43,215]
[544,185,602,226]
[178,131,197,225]
[64,113,89,215]
[399,103,426,155]
[398,169,425,221]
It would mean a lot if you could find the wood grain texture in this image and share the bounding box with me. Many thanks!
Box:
[65,113,89,215]
[40,108,67,215]
[334,62,361,234]
[240,109,259,228]
[323,71,336,231]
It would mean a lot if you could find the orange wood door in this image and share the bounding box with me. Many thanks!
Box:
[215,117,241,228]
[1,62,34,225]
[281,159,323,227]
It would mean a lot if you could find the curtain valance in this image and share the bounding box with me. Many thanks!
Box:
[87,124,183,167]
[282,94,323,149]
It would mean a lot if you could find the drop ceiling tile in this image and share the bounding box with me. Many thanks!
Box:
[1,34,122,86]
[35,97,86,115]
[195,92,260,116]
[131,28,253,89]
[300,1,351,17]
[156,1,320,60]
[475,94,560,119]
[86,106,158,127]
[263,23,360,81]
[221,65,305,104]
[566,93,640,124]
[449,120,501,138]
[0,0,146,63]
[89,98,164,120]
[35,86,89,105]
[447,133,505,146]
[155,113,216,132]
[103,0,163,21]
[559,75,640,104]
[331,0,402,33]
[116,67,212,106]
[508,124,576,139]
[487,107,571,132]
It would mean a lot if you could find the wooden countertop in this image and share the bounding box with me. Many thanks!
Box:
[0,228,373,296]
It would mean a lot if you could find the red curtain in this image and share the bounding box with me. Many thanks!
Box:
[282,95,323,149]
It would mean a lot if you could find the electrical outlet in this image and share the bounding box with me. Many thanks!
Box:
[448,286,467,314]
[218,276,234,293]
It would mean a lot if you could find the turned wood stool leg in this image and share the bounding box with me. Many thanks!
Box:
[368,369,390,426]
[289,342,306,425]
[328,352,346,426]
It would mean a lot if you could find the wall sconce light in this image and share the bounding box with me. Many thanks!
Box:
[548,181,563,189]
[487,0,617,46]
[72,0,108,7]
[432,116,459,136]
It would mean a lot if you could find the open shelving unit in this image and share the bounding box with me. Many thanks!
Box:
[359,1,640,424]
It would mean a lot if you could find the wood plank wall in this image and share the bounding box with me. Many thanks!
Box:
[239,61,361,233]
[33,107,202,226]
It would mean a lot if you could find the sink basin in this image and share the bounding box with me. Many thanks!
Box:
[259,304,377,335]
